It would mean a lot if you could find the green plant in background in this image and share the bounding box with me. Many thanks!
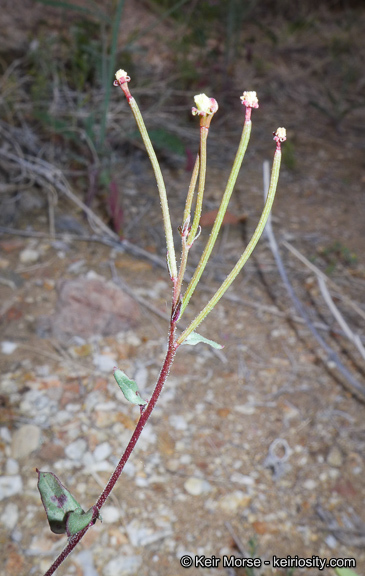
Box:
[148,0,257,85]
[36,67,285,575]
[281,138,296,171]
[34,0,126,151]
[319,240,358,275]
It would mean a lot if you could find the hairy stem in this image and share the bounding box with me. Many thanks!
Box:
[42,323,178,576]
[187,126,208,245]
[183,153,200,224]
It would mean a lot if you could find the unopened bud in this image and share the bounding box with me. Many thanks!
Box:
[192,94,218,116]
[114,69,131,86]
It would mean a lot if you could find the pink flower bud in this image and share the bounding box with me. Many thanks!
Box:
[192,94,219,117]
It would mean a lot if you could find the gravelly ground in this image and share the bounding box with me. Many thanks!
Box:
[0,2,365,575]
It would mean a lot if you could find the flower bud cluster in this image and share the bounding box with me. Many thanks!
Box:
[240,91,259,109]
[192,94,219,117]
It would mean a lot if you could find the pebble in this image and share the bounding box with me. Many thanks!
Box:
[1,341,18,355]
[134,365,148,389]
[0,475,23,501]
[327,445,343,468]
[93,442,112,462]
[11,424,41,459]
[93,353,116,373]
[169,414,188,431]
[230,472,255,486]
[75,550,99,576]
[20,390,57,425]
[184,477,212,496]
[65,438,87,460]
[217,491,251,513]
[325,535,338,549]
[6,458,20,475]
[0,502,19,530]
[303,479,317,490]
[234,404,256,415]
[101,506,121,524]
[105,555,142,576]
[126,519,172,547]
[19,248,40,264]
[1,426,12,443]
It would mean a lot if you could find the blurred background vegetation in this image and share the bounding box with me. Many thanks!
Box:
[0,0,364,234]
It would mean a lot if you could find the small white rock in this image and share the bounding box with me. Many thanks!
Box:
[234,404,256,415]
[6,458,19,475]
[105,556,142,576]
[65,438,87,460]
[303,479,317,490]
[11,424,41,459]
[184,477,212,496]
[230,472,255,486]
[93,442,112,462]
[0,475,23,501]
[327,445,343,468]
[19,248,40,264]
[93,354,116,373]
[1,341,18,355]
[217,491,250,513]
[325,534,338,549]
[0,502,19,530]
[101,506,121,524]
[0,427,12,443]
[169,414,188,431]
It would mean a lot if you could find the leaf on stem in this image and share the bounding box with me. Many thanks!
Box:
[182,331,223,350]
[113,368,147,406]
[66,507,97,537]
[37,470,98,537]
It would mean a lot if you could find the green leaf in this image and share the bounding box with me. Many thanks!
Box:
[66,507,96,537]
[113,369,147,406]
[334,569,359,576]
[37,470,83,534]
[182,331,223,349]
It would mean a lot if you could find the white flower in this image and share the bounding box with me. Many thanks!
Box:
[240,91,259,108]
[192,94,218,116]
[274,127,286,142]
[115,69,129,81]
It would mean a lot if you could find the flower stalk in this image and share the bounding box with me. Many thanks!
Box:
[39,73,285,576]
[114,70,178,281]
[180,91,259,318]
[176,126,286,346]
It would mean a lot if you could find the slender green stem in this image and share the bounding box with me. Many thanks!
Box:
[183,153,199,224]
[187,127,208,245]
[180,117,252,317]
[176,145,282,346]
[173,236,189,307]
[128,97,178,280]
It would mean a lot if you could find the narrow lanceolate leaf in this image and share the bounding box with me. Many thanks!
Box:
[37,470,84,535]
[113,369,147,406]
[182,331,223,350]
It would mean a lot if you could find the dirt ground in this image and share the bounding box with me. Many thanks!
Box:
[0,2,364,576]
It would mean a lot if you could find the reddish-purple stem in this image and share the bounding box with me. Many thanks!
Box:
[43,322,178,576]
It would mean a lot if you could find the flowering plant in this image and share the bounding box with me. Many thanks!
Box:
[37,69,285,575]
